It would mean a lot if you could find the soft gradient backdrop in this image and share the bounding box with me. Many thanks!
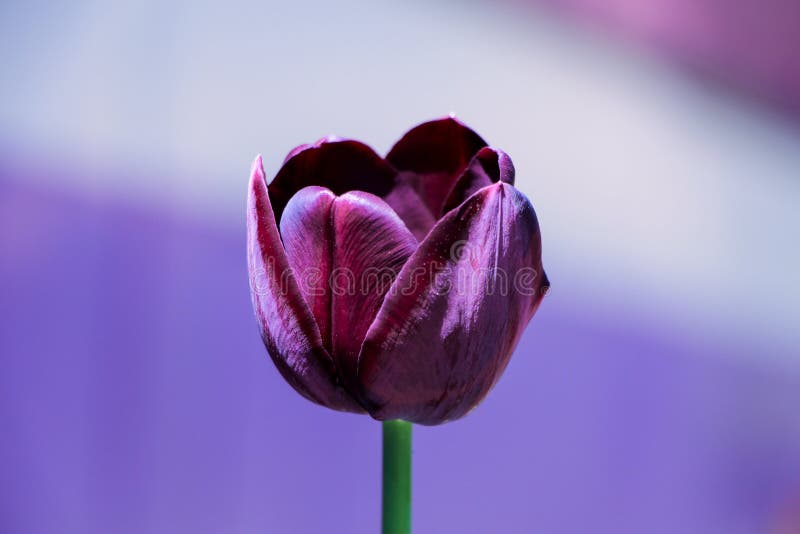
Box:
[2,1,800,533]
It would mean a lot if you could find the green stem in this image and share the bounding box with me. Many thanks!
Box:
[382,420,412,534]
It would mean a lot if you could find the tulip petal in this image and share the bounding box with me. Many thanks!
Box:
[278,186,336,353]
[441,147,515,215]
[330,191,418,389]
[269,138,398,225]
[247,157,363,413]
[386,116,487,216]
[279,186,418,392]
[357,182,549,424]
[383,181,437,242]
[282,135,344,164]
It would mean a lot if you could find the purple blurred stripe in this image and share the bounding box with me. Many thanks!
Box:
[2,162,800,533]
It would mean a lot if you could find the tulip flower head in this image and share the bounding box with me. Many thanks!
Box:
[247,117,548,425]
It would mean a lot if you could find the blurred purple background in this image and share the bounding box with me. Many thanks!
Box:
[2,1,800,533]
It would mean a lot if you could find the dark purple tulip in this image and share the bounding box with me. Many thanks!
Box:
[247,118,549,425]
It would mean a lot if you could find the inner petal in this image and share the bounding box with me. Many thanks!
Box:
[383,178,437,241]
[279,186,336,352]
[440,147,515,215]
[280,186,418,387]
[269,139,398,225]
[386,117,488,216]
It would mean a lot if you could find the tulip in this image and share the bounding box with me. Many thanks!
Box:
[247,117,549,426]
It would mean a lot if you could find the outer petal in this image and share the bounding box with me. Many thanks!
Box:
[279,186,418,392]
[357,182,549,425]
[385,116,488,217]
[247,156,363,413]
[440,147,515,215]
[268,138,397,224]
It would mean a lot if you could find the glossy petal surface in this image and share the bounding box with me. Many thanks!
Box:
[247,157,363,412]
[386,117,487,217]
[358,182,549,424]
[279,186,418,390]
[278,186,336,352]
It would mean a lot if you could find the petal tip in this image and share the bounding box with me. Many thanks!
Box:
[284,136,349,165]
[249,154,267,197]
[429,113,472,130]
[477,147,516,182]
[250,154,266,189]
[251,154,264,177]
[316,134,344,145]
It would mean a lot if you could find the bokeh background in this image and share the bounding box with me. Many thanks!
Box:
[2,1,800,533]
